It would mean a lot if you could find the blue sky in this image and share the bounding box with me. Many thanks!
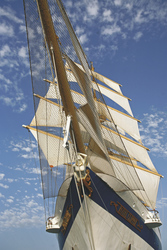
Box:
[0,0,167,249]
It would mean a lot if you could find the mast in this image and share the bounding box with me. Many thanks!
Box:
[36,0,85,154]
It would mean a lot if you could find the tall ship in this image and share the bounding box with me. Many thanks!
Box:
[23,0,162,249]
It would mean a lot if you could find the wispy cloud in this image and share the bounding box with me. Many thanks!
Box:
[139,109,167,158]
[0,173,5,180]
[0,44,11,57]
[0,7,29,113]
[156,197,167,209]
[0,6,23,24]
[86,0,99,18]
[114,0,122,7]
[102,9,113,23]
[0,183,9,189]
[134,31,143,41]
[9,139,38,160]
[64,0,167,58]
[0,193,5,198]
[0,195,44,230]
[101,23,121,36]
[0,22,14,37]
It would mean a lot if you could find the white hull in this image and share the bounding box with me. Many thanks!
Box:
[56,170,162,250]
[63,198,158,250]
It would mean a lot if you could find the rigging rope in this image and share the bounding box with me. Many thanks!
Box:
[90,73,154,208]
[67,147,95,250]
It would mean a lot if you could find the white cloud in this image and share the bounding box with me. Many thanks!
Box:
[18,103,27,113]
[111,45,118,51]
[156,197,167,209]
[66,1,73,8]
[27,200,38,208]
[134,31,143,41]
[139,110,167,158]
[6,178,14,183]
[86,0,99,17]
[10,140,37,157]
[134,10,145,24]
[0,73,12,85]
[0,96,14,107]
[124,2,133,11]
[0,22,14,37]
[0,173,5,180]
[62,0,167,56]
[26,168,40,175]
[12,148,19,152]
[0,193,5,198]
[79,34,88,44]
[114,0,122,6]
[102,9,113,22]
[25,181,31,185]
[75,26,85,36]
[14,167,23,171]
[0,199,44,230]
[21,154,33,159]
[19,25,26,33]
[18,46,28,59]
[0,6,23,24]
[102,24,121,36]
[22,147,32,153]
[6,199,14,203]
[37,193,43,198]
[0,45,11,57]
[0,183,9,189]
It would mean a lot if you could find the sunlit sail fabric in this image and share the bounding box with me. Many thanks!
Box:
[72,62,122,94]
[92,71,122,94]
[46,82,87,106]
[134,169,160,209]
[66,63,133,116]
[93,81,133,116]
[65,56,112,159]
[101,125,157,172]
[29,127,68,167]
[95,101,141,142]
[30,97,64,127]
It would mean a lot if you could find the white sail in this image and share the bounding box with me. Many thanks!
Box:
[95,101,141,142]
[66,62,123,94]
[45,83,60,99]
[65,69,140,142]
[101,125,157,172]
[87,149,116,176]
[66,56,109,155]
[46,82,87,106]
[111,158,143,190]
[92,81,133,116]
[77,109,110,157]
[91,70,122,94]
[134,168,160,209]
[66,64,133,116]
[30,127,69,167]
[30,97,64,127]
